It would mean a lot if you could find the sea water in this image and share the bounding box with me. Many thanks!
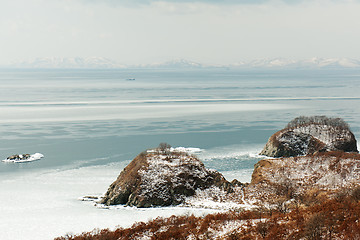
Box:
[0,68,359,239]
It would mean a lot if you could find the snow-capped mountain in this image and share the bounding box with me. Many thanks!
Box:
[5,57,360,69]
[301,57,360,68]
[136,59,203,69]
[142,57,360,69]
[10,57,125,69]
[236,58,298,68]
[230,57,360,69]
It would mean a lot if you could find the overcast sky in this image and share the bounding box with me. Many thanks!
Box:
[1,0,360,65]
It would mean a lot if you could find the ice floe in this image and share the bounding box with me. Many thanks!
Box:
[2,153,44,163]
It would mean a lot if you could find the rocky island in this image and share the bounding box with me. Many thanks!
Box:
[101,143,236,207]
[260,116,358,157]
[2,153,44,163]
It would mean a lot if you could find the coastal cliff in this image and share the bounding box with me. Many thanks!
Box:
[61,118,360,239]
[62,150,360,240]
[246,151,360,206]
[260,116,358,158]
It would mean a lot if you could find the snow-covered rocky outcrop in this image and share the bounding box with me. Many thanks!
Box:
[260,116,358,158]
[246,151,360,205]
[252,151,360,188]
[101,146,234,207]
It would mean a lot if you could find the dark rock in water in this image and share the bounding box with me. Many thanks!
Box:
[7,154,31,160]
[260,116,358,158]
[101,149,232,207]
[80,196,100,202]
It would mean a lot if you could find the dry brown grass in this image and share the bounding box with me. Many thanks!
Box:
[55,187,360,240]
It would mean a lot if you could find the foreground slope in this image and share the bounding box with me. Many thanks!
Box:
[57,117,360,239]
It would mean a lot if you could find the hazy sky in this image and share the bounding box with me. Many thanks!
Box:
[1,0,360,65]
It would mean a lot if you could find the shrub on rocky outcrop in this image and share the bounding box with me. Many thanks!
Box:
[100,146,232,207]
[260,116,358,158]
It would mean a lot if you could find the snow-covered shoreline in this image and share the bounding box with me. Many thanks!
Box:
[0,160,244,240]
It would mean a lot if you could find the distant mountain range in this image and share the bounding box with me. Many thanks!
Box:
[8,57,125,69]
[229,57,360,69]
[136,59,203,69]
[4,57,360,69]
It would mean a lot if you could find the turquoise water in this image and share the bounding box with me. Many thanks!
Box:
[0,68,360,239]
[0,69,359,175]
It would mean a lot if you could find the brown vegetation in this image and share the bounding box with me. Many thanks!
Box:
[313,150,360,160]
[55,187,360,240]
[286,115,350,130]
[59,138,360,239]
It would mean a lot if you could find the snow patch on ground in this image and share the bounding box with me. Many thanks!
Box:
[182,186,256,211]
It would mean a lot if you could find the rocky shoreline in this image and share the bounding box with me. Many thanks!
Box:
[96,116,359,211]
[63,116,360,239]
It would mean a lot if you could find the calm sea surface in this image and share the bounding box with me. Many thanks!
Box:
[0,68,359,239]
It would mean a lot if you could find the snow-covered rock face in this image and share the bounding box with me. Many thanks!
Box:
[251,151,360,192]
[260,116,358,158]
[243,151,360,206]
[101,150,232,207]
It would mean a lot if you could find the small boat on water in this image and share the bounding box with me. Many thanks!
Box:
[126,78,135,81]
[2,153,44,163]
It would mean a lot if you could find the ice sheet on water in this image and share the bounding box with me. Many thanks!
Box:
[147,146,203,153]
[197,144,265,176]
[222,169,254,183]
[0,162,219,240]
[170,146,203,153]
[198,144,264,161]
